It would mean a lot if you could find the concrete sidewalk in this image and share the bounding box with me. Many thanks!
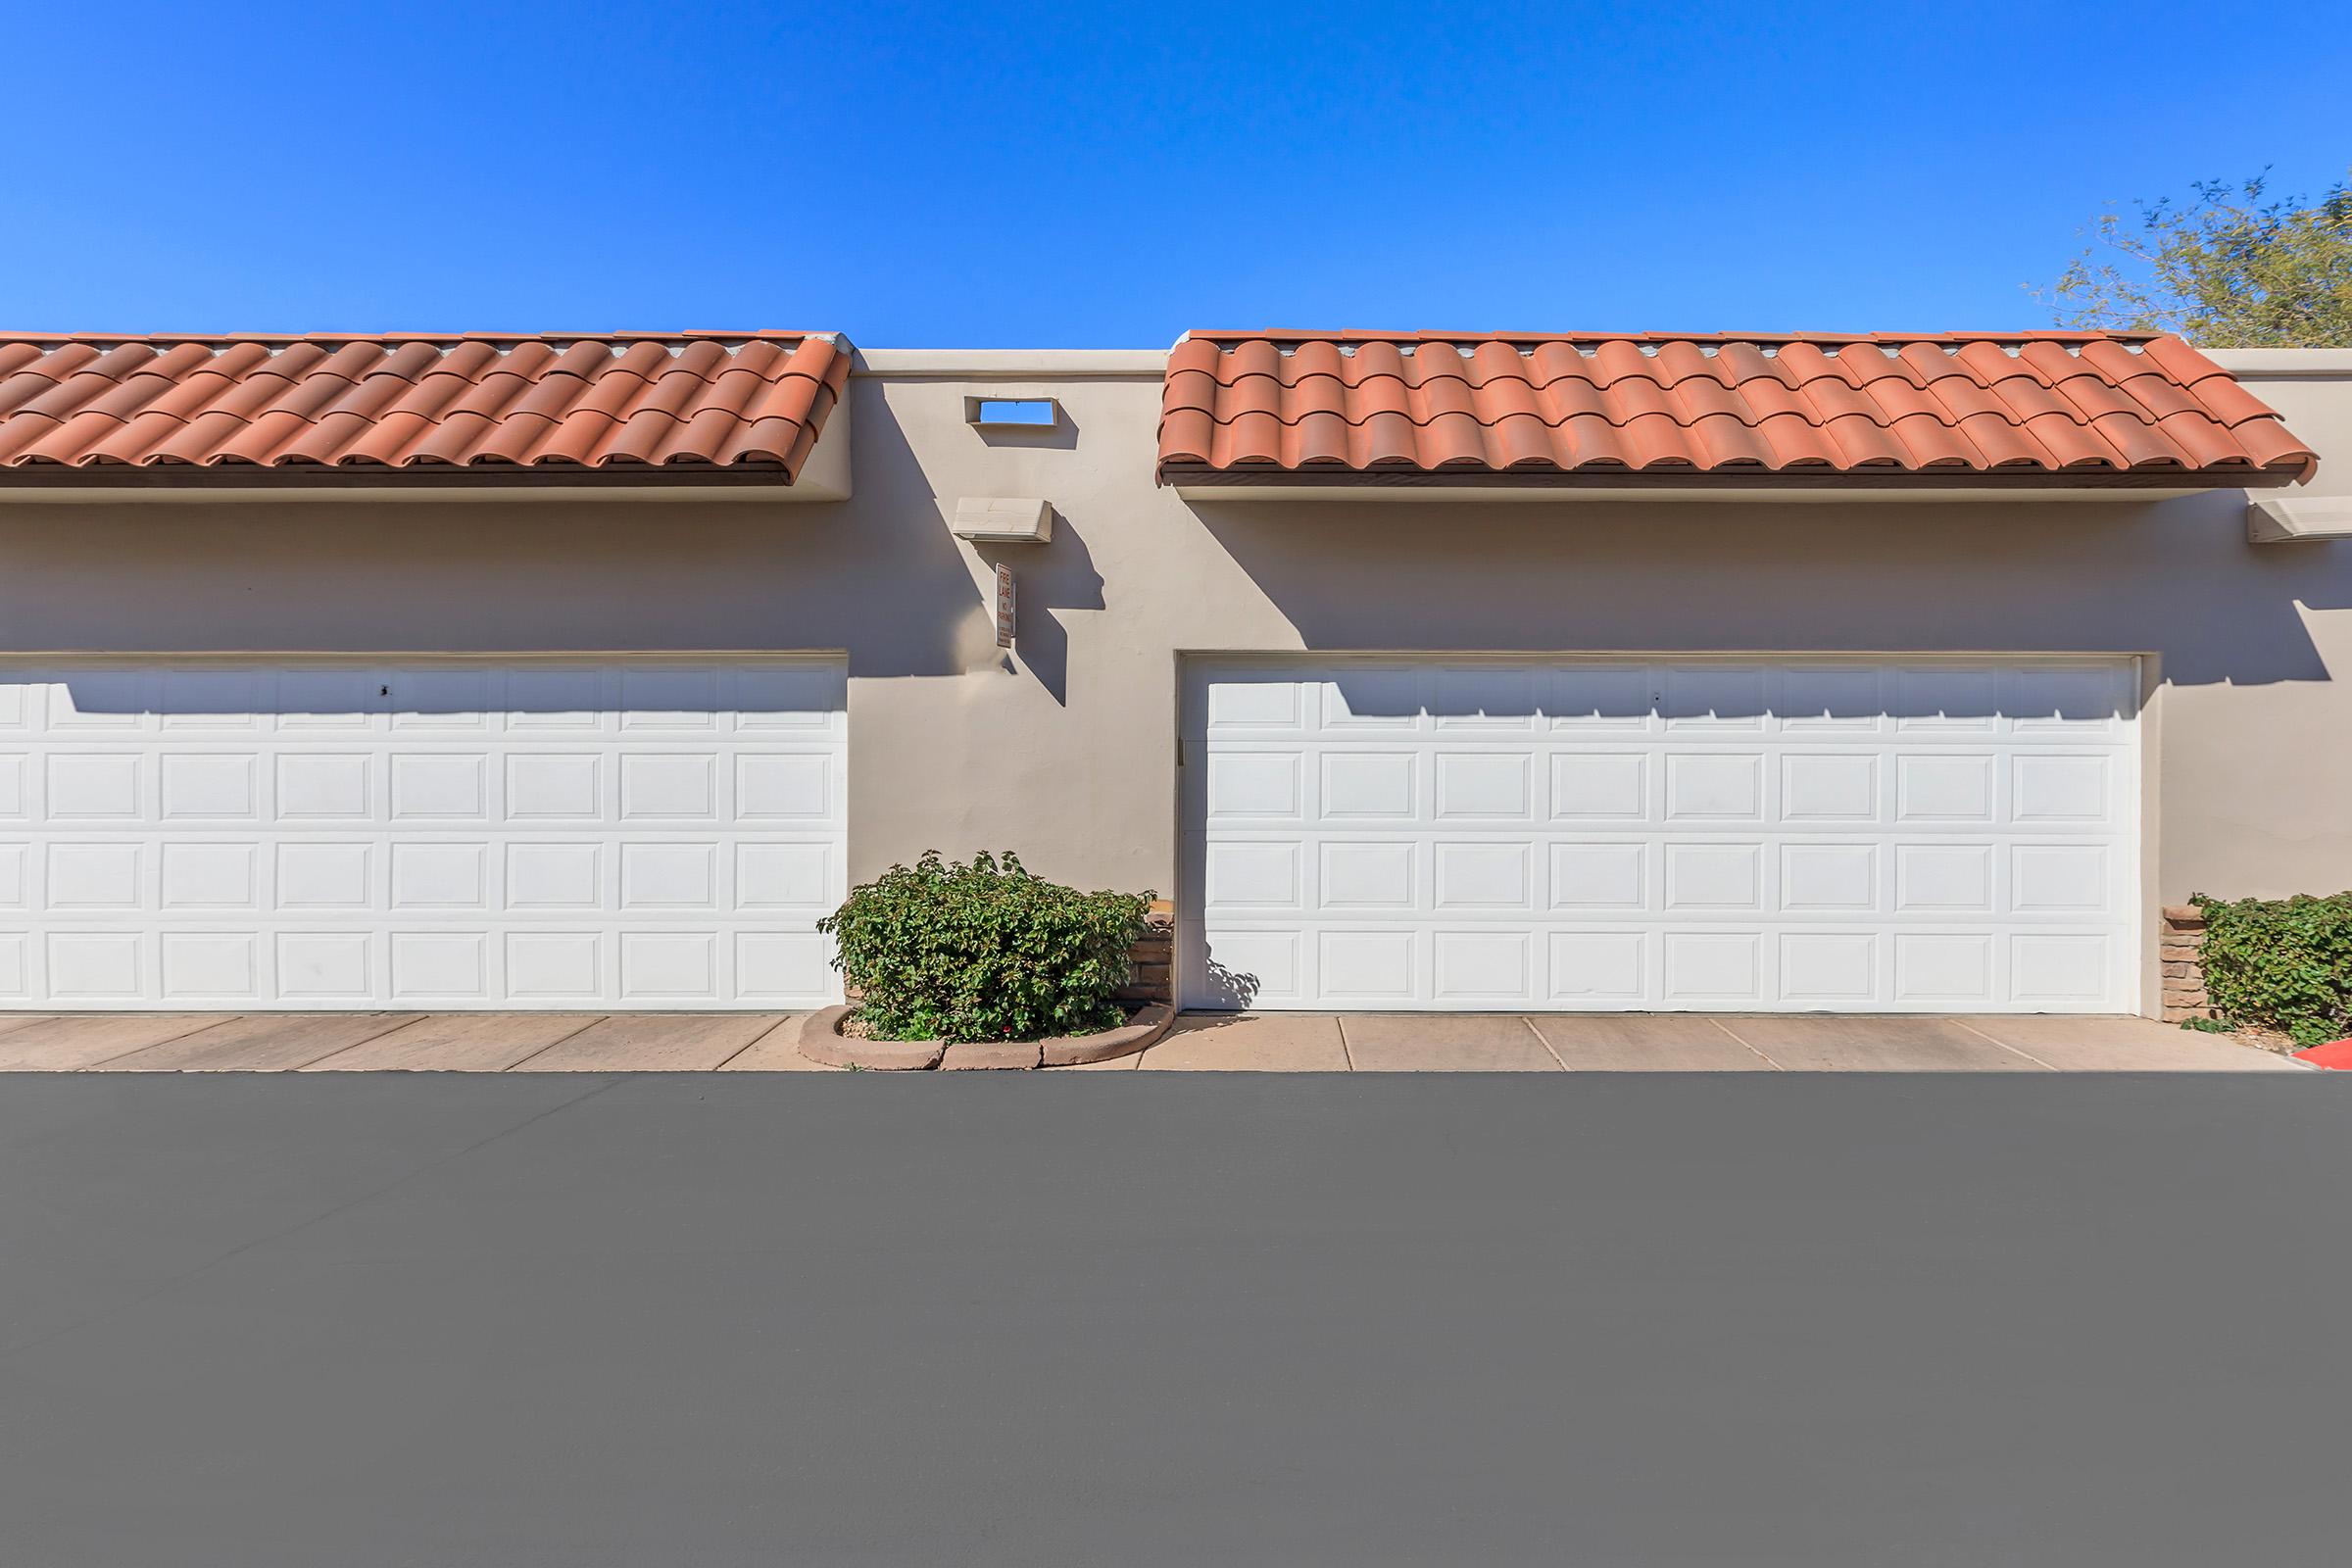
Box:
[1121,1011,2301,1071]
[0,1008,2301,1072]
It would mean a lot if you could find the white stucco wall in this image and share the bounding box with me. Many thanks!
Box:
[0,346,2345,1013]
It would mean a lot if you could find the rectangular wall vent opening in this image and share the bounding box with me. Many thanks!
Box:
[965,397,1059,428]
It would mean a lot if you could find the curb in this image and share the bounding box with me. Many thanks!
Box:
[797,1002,1177,1070]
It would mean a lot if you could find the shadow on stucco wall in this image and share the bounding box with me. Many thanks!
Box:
[970,510,1103,708]
[0,384,990,677]
[1183,491,2350,689]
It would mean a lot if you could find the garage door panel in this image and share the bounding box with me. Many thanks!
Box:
[507,931,601,1003]
[733,663,845,726]
[161,930,258,1001]
[1319,840,1417,912]
[503,666,606,725]
[2,660,845,1010]
[1433,841,1535,911]
[1547,666,1654,732]
[1892,932,1998,1004]
[1186,658,2137,1013]
[1780,843,1878,914]
[1204,673,1306,733]
[49,930,145,1000]
[1779,931,1879,1004]
[1662,753,1763,821]
[274,669,377,729]
[736,753,834,821]
[1550,841,1648,912]
[1782,753,1880,822]
[1663,665,1767,730]
[1774,665,1886,731]
[1547,929,1648,1004]
[1430,666,1542,730]
[49,670,150,729]
[1893,666,2002,732]
[1550,751,1647,821]
[2011,932,2112,1004]
[734,843,834,912]
[1322,666,1426,731]
[1204,840,1305,912]
[1318,929,1419,1004]
[2010,843,2113,915]
[386,666,492,725]
[1432,752,1535,821]
[1319,751,1416,822]
[389,930,491,1003]
[2002,663,2132,732]
[1433,929,1532,1002]
[2011,753,2114,823]
[1662,931,1765,1004]
[1191,925,1303,1006]
[1203,751,1304,822]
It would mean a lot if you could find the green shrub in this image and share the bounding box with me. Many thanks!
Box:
[2191,892,2352,1047]
[817,851,1152,1044]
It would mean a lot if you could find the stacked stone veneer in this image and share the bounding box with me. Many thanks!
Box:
[2161,905,2215,1023]
[1114,901,1176,1007]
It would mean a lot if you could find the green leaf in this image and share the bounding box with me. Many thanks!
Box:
[2036,170,2352,347]
[2190,891,2352,1043]
[820,851,1152,1044]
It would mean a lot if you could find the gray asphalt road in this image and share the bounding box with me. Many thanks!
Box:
[0,1072,2344,1567]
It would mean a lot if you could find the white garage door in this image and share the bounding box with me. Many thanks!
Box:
[0,659,846,1010]
[1183,658,2138,1012]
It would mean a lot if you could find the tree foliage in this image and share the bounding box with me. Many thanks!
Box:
[2040,172,2352,346]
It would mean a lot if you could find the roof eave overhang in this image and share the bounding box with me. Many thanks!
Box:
[0,467,848,503]
[1164,464,2309,503]
[0,329,855,502]
[0,376,856,504]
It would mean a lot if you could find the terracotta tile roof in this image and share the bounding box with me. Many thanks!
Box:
[0,331,849,484]
[1158,331,2318,487]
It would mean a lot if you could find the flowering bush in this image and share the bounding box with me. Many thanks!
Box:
[818,851,1151,1043]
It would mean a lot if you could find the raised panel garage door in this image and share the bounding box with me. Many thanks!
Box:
[1183,659,2139,1012]
[0,660,846,1010]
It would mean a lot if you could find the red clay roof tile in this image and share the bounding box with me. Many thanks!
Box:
[0,330,849,483]
[1158,331,2318,486]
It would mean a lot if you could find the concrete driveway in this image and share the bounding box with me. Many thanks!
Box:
[1136,1011,2304,1072]
[1,1070,2345,1567]
[0,1008,2299,1071]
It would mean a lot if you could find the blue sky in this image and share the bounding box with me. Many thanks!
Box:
[5,0,2345,346]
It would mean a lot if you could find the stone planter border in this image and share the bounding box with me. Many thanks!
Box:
[2159,904,2217,1024]
[797,1001,1176,1070]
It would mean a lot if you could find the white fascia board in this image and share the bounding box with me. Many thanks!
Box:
[1173,483,2206,504]
[854,349,1165,378]
[0,480,835,504]
[2248,495,2352,543]
[2204,349,2352,377]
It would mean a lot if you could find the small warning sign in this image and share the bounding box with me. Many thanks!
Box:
[994,563,1015,651]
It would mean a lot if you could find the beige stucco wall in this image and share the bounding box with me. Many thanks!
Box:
[0,346,2346,1014]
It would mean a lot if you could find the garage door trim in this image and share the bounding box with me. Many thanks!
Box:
[0,653,847,1011]
[1181,654,2142,1014]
